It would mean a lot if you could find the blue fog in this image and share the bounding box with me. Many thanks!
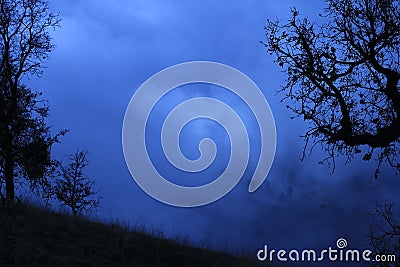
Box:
[24,0,400,265]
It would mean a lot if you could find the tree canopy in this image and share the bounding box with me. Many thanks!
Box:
[263,0,400,177]
[0,0,65,201]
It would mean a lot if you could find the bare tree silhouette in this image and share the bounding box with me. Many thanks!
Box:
[263,0,400,177]
[369,203,400,266]
[0,0,66,202]
[54,150,100,216]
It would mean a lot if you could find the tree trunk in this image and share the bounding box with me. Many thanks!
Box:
[4,146,15,202]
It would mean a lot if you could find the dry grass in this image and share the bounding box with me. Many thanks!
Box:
[0,202,268,267]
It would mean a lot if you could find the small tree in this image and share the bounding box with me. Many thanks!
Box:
[54,150,100,216]
[263,0,400,177]
[369,203,400,266]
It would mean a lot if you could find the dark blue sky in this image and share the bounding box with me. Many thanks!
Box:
[26,0,399,264]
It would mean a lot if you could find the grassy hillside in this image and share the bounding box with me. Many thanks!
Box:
[0,203,266,267]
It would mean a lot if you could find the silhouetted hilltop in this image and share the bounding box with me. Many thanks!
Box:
[0,203,267,267]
